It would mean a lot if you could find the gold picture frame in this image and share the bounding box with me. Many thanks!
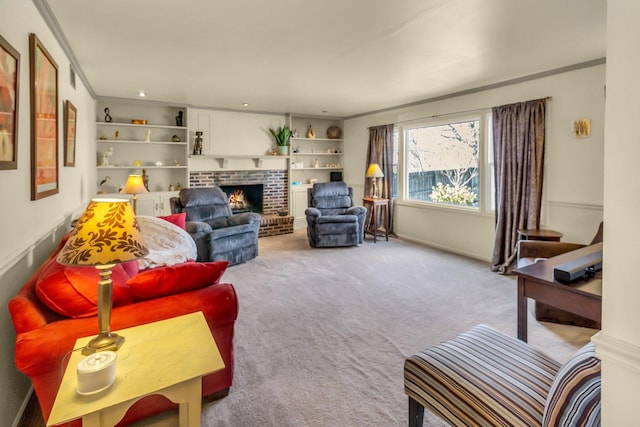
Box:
[29,33,58,200]
[64,100,77,167]
[0,34,20,170]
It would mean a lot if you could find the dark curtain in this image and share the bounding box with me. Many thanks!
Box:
[365,124,395,235]
[491,98,546,274]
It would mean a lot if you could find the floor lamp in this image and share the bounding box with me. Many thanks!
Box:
[366,163,384,198]
[57,199,148,355]
[120,174,148,214]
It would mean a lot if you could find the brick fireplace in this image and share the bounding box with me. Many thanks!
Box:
[189,169,293,237]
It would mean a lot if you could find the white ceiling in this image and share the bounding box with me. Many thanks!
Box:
[45,0,606,118]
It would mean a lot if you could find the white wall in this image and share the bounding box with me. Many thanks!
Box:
[591,1,640,424]
[343,64,605,261]
[0,0,96,424]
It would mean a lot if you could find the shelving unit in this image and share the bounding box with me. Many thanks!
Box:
[288,115,344,228]
[96,101,189,195]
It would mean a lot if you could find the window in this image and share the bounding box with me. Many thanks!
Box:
[402,114,493,211]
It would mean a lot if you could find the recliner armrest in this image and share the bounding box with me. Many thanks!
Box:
[346,206,366,216]
[186,221,212,234]
[305,207,321,218]
[228,212,261,226]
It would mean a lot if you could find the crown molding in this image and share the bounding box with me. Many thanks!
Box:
[32,0,96,98]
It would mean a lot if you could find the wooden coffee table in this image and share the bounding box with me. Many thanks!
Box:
[513,243,602,342]
[47,312,224,426]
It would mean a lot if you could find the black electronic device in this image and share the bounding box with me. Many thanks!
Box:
[553,250,602,283]
[330,172,343,182]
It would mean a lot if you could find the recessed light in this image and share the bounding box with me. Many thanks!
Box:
[138,91,146,97]
[242,103,249,107]
[321,110,328,113]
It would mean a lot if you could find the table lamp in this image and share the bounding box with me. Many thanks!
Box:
[366,163,384,198]
[57,199,148,355]
[120,174,148,214]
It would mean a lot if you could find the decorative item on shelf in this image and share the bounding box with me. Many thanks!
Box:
[168,183,174,191]
[326,126,341,139]
[174,159,180,166]
[98,176,111,194]
[145,129,151,142]
[306,124,316,139]
[176,111,183,127]
[278,209,288,216]
[269,125,291,156]
[293,146,300,153]
[142,169,149,191]
[114,131,119,140]
[313,158,319,168]
[99,135,107,140]
[56,199,149,355]
[327,148,333,153]
[309,178,318,185]
[292,129,299,138]
[104,107,112,123]
[133,160,141,167]
[176,182,182,191]
[154,161,163,166]
[193,131,203,155]
[271,148,277,156]
[172,135,181,142]
[366,163,385,198]
[131,119,147,125]
[101,147,114,166]
[120,174,149,214]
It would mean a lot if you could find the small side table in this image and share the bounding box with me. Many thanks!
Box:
[517,228,562,242]
[47,312,224,427]
[362,197,389,243]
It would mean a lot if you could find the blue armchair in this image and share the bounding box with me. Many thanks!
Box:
[170,187,260,265]
[305,182,366,247]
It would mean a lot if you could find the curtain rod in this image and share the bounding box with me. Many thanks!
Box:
[369,96,552,127]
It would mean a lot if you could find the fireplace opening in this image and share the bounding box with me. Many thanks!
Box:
[220,184,263,214]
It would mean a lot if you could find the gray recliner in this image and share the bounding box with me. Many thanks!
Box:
[305,182,366,248]
[170,187,260,265]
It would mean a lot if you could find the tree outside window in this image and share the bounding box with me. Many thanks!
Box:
[405,119,480,207]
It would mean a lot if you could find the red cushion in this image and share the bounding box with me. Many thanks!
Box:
[126,261,228,301]
[157,212,186,230]
[35,259,134,318]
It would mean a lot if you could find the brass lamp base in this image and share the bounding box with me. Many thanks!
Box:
[82,332,125,355]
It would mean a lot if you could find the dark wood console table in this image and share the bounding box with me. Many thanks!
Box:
[513,242,602,342]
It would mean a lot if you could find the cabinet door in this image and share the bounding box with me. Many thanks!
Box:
[292,186,310,230]
[135,195,157,217]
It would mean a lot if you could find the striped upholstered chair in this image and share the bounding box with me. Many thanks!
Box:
[404,324,600,427]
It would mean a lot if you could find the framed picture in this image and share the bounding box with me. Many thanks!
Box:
[29,33,58,200]
[64,100,76,166]
[0,34,20,170]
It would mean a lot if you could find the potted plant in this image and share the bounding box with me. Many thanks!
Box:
[269,125,292,156]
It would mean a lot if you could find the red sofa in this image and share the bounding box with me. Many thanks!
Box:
[8,235,238,426]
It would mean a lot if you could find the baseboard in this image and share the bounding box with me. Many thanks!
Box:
[11,386,34,427]
[395,233,491,263]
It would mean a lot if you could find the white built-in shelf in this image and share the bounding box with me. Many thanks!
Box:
[97,121,187,131]
[190,154,289,168]
[292,152,341,156]
[97,165,188,170]
[291,137,342,142]
[291,167,343,170]
[97,139,187,145]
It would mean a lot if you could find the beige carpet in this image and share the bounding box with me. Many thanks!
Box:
[129,230,595,427]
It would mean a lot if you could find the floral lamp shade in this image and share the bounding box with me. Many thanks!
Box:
[58,198,148,266]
